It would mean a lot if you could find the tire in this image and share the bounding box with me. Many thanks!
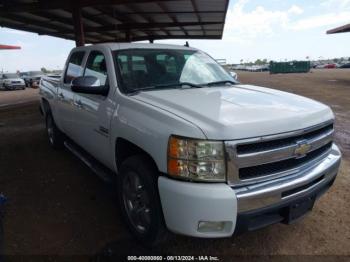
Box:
[45,112,65,149]
[117,155,168,246]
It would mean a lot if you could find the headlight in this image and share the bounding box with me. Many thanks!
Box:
[167,136,226,182]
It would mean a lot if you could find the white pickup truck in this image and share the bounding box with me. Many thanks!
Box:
[39,43,341,245]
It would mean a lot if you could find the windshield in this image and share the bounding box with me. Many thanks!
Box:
[3,73,19,79]
[114,49,236,92]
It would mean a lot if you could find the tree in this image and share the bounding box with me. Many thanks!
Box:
[254,59,262,65]
[254,59,267,65]
[41,67,49,73]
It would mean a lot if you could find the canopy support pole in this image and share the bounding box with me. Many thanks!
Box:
[72,5,85,47]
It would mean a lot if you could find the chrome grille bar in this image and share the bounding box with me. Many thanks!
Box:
[236,128,334,168]
[225,121,334,186]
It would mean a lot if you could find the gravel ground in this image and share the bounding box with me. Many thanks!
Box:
[0,70,349,260]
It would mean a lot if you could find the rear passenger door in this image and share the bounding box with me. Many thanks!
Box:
[71,49,114,168]
[57,51,86,137]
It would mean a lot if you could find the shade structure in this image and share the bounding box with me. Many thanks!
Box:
[327,23,350,34]
[0,0,230,46]
[0,44,21,50]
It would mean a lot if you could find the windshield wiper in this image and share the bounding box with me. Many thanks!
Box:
[128,82,203,93]
[204,80,237,87]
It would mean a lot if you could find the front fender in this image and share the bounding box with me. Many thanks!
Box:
[110,93,206,173]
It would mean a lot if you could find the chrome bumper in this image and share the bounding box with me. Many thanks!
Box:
[4,84,25,88]
[234,144,341,213]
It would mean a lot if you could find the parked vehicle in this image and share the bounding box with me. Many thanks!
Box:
[231,64,246,71]
[245,65,269,72]
[45,74,62,79]
[20,71,45,88]
[315,64,326,69]
[324,64,337,69]
[260,64,270,71]
[0,73,25,90]
[340,63,350,68]
[39,43,341,245]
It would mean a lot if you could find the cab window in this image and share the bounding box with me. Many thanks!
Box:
[64,51,85,84]
[115,50,182,89]
[84,51,108,86]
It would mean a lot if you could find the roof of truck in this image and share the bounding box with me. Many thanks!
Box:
[75,42,199,51]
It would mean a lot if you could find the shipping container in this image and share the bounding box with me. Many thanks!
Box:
[270,61,311,74]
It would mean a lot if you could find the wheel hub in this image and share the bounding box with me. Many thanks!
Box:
[122,171,151,234]
[47,118,54,144]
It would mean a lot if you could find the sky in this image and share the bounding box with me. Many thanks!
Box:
[0,0,350,72]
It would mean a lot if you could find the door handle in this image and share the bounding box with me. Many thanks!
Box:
[58,93,64,99]
[74,100,83,108]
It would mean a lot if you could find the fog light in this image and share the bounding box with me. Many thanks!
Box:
[198,221,230,233]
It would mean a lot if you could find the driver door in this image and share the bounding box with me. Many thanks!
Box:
[70,49,114,168]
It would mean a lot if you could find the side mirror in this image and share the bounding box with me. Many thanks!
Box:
[71,76,109,96]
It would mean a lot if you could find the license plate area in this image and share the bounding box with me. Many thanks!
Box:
[284,196,315,224]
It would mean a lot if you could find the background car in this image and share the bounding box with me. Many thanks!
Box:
[324,63,337,69]
[340,63,350,68]
[20,71,45,88]
[315,64,326,69]
[0,73,26,90]
[45,74,62,79]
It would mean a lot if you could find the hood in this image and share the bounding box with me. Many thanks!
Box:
[133,85,334,140]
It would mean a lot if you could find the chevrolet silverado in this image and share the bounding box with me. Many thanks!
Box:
[39,43,341,245]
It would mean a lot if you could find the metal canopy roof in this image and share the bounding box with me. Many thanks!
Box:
[0,44,21,50]
[327,23,350,34]
[0,0,229,45]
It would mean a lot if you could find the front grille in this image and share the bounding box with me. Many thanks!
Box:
[239,142,332,180]
[225,121,334,186]
[237,123,333,155]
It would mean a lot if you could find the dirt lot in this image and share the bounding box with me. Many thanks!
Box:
[0,70,349,260]
[0,88,39,109]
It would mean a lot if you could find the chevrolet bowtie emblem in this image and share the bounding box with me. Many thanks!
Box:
[294,140,311,157]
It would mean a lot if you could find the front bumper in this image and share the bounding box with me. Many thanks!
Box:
[158,144,341,238]
[158,177,237,237]
[4,84,25,89]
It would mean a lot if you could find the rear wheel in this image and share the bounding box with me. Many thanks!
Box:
[118,155,167,246]
[46,113,64,149]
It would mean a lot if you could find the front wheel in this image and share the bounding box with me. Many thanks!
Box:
[46,113,64,149]
[118,155,167,246]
